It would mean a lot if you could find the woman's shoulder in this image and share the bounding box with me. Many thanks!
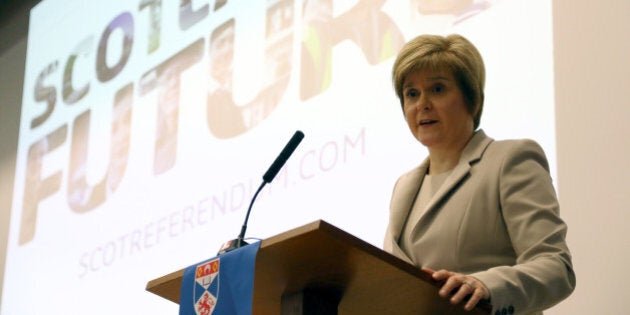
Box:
[485,137,550,172]
[462,130,547,166]
[489,137,547,156]
[473,130,544,151]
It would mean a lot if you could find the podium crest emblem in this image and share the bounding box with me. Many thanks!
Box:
[193,258,220,315]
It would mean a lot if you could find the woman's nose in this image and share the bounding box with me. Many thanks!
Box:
[417,95,430,111]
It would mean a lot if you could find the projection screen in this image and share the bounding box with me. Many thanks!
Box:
[2,0,556,314]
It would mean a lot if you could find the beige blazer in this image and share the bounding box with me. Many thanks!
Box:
[383,130,575,315]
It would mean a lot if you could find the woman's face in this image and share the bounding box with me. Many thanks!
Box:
[402,68,474,152]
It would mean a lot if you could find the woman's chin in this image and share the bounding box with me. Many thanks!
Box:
[416,134,440,148]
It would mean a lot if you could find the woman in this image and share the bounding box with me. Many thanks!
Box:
[383,34,575,315]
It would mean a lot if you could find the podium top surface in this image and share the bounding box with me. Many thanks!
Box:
[146,220,491,314]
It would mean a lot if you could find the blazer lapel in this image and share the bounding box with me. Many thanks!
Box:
[385,130,493,261]
[389,160,429,243]
[412,130,494,233]
[390,159,429,242]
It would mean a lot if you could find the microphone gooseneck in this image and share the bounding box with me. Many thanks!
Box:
[235,181,266,248]
[217,130,305,255]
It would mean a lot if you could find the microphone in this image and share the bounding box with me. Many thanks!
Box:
[217,130,305,255]
[263,131,305,183]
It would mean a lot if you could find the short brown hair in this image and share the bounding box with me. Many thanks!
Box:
[392,34,485,129]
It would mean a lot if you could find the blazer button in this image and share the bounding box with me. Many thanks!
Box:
[508,306,515,314]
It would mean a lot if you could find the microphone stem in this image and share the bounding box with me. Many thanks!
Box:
[237,181,266,246]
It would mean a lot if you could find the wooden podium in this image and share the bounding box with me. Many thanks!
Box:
[146,220,491,314]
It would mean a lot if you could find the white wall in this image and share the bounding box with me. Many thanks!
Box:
[551,0,630,313]
[1,0,629,313]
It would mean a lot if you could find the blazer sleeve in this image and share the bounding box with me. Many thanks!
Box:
[470,140,576,314]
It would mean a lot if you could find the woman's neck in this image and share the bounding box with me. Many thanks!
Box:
[427,150,461,175]
[426,131,474,175]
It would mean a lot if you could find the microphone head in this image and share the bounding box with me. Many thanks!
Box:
[262,130,304,183]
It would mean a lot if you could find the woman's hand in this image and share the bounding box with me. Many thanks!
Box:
[424,268,490,311]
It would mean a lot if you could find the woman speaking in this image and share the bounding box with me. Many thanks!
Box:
[383,34,575,315]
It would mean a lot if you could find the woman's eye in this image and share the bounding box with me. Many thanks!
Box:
[432,84,444,93]
[405,89,419,98]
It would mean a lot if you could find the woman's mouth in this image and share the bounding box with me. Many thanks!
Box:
[419,119,437,126]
